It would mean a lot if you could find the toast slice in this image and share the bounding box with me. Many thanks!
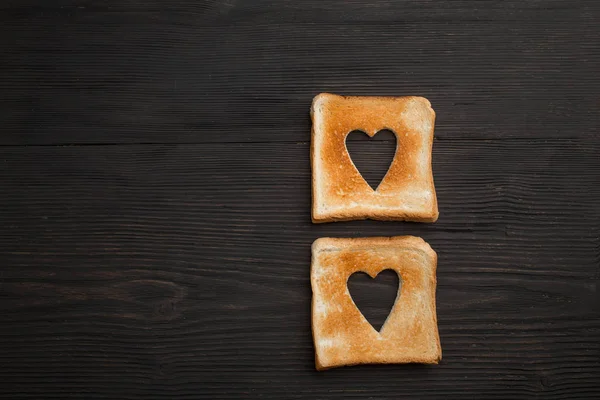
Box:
[311,93,438,223]
[311,236,441,370]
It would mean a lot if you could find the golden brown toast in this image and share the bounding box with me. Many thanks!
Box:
[311,236,441,370]
[311,93,438,223]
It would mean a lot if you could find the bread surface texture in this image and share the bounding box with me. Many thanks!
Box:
[311,236,441,370]
[311,93,438,223]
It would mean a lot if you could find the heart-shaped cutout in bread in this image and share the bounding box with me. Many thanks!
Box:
[347,269,401,332]
[345,129,397,191]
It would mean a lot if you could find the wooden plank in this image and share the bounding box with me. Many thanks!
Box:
[1,139,598,398]
[1,0,598,144]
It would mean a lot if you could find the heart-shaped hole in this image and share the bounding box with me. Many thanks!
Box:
[347,269,401,332]
[345,129,397,191]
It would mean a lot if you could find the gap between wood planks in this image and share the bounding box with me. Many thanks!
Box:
[0,137,588,148]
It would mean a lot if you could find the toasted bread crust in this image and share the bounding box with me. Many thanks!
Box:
[311,93,438,223]
[311,236,441,370]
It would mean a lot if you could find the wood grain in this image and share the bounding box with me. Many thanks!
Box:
[1,0,598,144]
[1,0,599,398]
[1,140,599,398]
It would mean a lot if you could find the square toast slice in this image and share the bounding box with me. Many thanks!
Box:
[311,236,441,370]
[311,93,438,223]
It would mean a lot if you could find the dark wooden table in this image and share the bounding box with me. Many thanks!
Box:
[1,1,599,398]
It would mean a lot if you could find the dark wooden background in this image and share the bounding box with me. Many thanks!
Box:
[1,0,599,398]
